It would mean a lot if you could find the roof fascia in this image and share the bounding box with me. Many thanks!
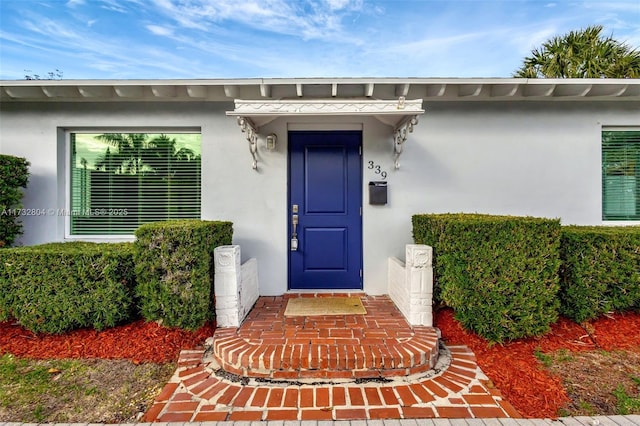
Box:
[1,78,638,102]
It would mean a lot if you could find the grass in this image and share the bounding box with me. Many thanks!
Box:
[539,349,640,416]
[0,353,175,423]
[554,349,574,363]
[0,353,86,422]
[614,376,640,415]
[534,347,573,368]
[534,348,554,367]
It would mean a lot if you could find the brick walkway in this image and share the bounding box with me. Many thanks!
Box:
[143,294,520,422]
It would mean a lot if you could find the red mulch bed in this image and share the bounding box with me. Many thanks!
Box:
[0,319,215,364]
[2,310,639,418]
[435,308,640,418]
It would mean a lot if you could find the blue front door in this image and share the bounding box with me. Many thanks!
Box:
[288,131,362,290]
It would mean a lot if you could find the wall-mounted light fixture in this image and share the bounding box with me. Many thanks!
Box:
[266,133,277,151]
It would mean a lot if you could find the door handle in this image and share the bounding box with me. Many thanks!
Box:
[291,211,299,251]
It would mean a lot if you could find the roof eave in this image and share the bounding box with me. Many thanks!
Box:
[1,77,639,102]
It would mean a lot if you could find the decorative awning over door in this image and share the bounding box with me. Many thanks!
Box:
[226,98,425,169]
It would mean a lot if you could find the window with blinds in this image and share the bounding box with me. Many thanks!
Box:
[602,130,640,221]
[70,132,201,235]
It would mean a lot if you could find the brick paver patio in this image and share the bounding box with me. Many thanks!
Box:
[143,294,520,421]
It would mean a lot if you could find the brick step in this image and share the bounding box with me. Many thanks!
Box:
[211,326,439,379]
[210,292,440,379]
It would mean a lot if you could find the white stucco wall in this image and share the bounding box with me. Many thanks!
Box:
[1,99,638,296]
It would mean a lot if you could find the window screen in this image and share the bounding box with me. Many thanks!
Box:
[602,130,640,221]
[70,132,201,235]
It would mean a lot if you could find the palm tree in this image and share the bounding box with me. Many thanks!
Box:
[94,133,149,175]
[93,134,150,227]
[86,133,201,230]
[94,147,117,173]
[79,157,88,212]
[146,135,200,218]
[515,25,640,78]
[146,134,196,176]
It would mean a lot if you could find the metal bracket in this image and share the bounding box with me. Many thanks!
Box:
[393,115,418,169]
[236,116,259,170]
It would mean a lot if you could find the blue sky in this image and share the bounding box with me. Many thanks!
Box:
[0,0,639,80]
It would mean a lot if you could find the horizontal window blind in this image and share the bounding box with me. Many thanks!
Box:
[70,133,201,235]
[602,130,640,221]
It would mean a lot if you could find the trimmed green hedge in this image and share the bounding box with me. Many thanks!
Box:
[133,220,233,330]
[0,220,233,334]
[413,213,561,343]
[559,226,640,322]
[0,242,135,334]
[0,155,30,248]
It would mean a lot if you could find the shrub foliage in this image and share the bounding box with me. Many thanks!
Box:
[0,155,29,248]
[133,220,233,330]
[0,242,135,333]
[413,213,561,343]
[559,226,640,322]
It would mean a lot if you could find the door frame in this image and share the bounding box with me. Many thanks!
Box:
[287,130,363,291]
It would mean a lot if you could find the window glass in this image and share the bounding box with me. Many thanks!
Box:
[602,130,640,221]
[70,132,201,235]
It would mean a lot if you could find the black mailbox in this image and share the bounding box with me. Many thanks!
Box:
[369,181,388,205]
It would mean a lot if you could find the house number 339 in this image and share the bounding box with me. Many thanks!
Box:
[367,161,387,180]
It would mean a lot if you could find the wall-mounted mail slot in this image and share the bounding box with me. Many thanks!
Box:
[369,181,388,205]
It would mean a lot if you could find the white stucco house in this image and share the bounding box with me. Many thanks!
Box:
[1,77,639,297]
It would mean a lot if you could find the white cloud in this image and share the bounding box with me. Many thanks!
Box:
[0,8,196,79]
[146,24,174,36]
[383,31,493,56]
[324,0,362,11]
[581,1,640,13]
[509,26,560,55]
[148,0,365,42]
[21,16,83,40]
[2,0,638,80]
[99,0,129,14]
[325,0,350,9]
[620,28,640,49]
